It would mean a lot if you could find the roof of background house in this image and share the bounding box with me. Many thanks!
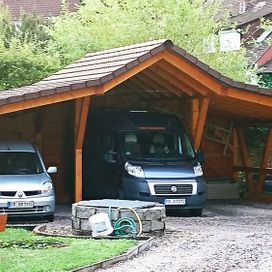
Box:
[2,0,80,19]
[0,39,271,108]
[246,43,270,64]
[259,58,272,73]
[225,1,272,73]
[229,0,272,26]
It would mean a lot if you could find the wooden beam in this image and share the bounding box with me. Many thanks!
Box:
[232,128,240,181]
[103,52,164,92]
[194,98,209,149]
[145,66,194,96]
[191,98,199,140]
[210,96,272,120]
[227,87,272,108]
[148,65,195,97]
[75,97,91,202]
[162,50,222,94]
[136,72,180,98]
[233,165,272,175]
[76,97,91,149]
[0,86,99,116]
[142,69,187,97]
[75,149,83,203]
[157,60,211,96]
[236,128,255,193]
[232,128,240,164]
[163,49,272,107]
[257,128,272,193]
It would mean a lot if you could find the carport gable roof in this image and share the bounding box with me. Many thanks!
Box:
[1,39,272,115]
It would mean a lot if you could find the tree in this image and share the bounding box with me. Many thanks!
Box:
[49,0,255,82]
[0,5,61,90]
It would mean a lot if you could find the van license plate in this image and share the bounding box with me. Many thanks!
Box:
[164,199,186,205]
[8,201,34,209]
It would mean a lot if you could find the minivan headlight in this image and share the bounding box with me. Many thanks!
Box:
[193,163,203,177]
[42,181,53,194]
[124,162,145,178]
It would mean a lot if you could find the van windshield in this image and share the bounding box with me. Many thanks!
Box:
[120,131,195,161]
[0,152,43,175]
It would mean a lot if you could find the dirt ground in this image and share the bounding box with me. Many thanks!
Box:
[100,200,272,272]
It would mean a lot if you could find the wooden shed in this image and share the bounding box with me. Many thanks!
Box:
[0,39,271,204]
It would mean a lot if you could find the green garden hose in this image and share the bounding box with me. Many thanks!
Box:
[108,206,143,237]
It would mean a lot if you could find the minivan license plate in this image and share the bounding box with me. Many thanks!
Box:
[164,199,186,205]
[8,201,34,209]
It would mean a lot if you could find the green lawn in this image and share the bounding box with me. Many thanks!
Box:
[0,228,136,272]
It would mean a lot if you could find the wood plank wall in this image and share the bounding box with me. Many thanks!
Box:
[202,140,232,177]
[202,113,233,178]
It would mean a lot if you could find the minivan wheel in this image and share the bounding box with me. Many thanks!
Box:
[189,208,203,217]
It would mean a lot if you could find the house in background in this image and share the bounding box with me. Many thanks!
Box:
[225,0,272,83]
[2,0,80,19]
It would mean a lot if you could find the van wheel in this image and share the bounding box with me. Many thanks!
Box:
[189,208,203,217]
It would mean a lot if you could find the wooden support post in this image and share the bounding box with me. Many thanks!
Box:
[191,98,199,141]
[232,128,240,181]
[75,97,91,202]
[257,128,272,193]
[193,98,209,150]
[236,128,255,194]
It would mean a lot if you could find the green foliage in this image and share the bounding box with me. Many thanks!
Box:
[258,73,272,88]
[0,5,60,90]
[0,38,60,90]
[0,228,136,272]
[0,0,259,90]
[15,13,50,46]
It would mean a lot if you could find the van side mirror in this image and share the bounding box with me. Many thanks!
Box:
[195,149,204,163]
[105,150,117,164]
[47,166,57,174]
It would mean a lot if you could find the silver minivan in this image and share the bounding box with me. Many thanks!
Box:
[0,140,56,221]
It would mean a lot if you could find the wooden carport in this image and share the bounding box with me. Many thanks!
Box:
[0,39,272,203]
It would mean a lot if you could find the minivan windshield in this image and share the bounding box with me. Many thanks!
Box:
[120,131,195,161]
[0,152,43,175]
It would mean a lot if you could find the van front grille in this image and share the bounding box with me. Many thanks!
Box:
[25,191,41,196]
[0,191,16,197]
[154,184,193,195]
[0,191,41,197]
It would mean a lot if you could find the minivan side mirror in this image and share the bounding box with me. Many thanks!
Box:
[47,166,57,174]
[105,150,117,164]
[195,149,204,163]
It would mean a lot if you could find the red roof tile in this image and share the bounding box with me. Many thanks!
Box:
[2,0,79,19]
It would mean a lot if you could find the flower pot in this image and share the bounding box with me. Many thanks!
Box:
[0,214,8,232]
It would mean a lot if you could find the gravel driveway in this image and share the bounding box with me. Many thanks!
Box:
[99,200,272,272]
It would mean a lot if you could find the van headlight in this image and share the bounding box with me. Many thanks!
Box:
[42,181,53,194]
[124,162,145,178]
[193,163,203,177]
